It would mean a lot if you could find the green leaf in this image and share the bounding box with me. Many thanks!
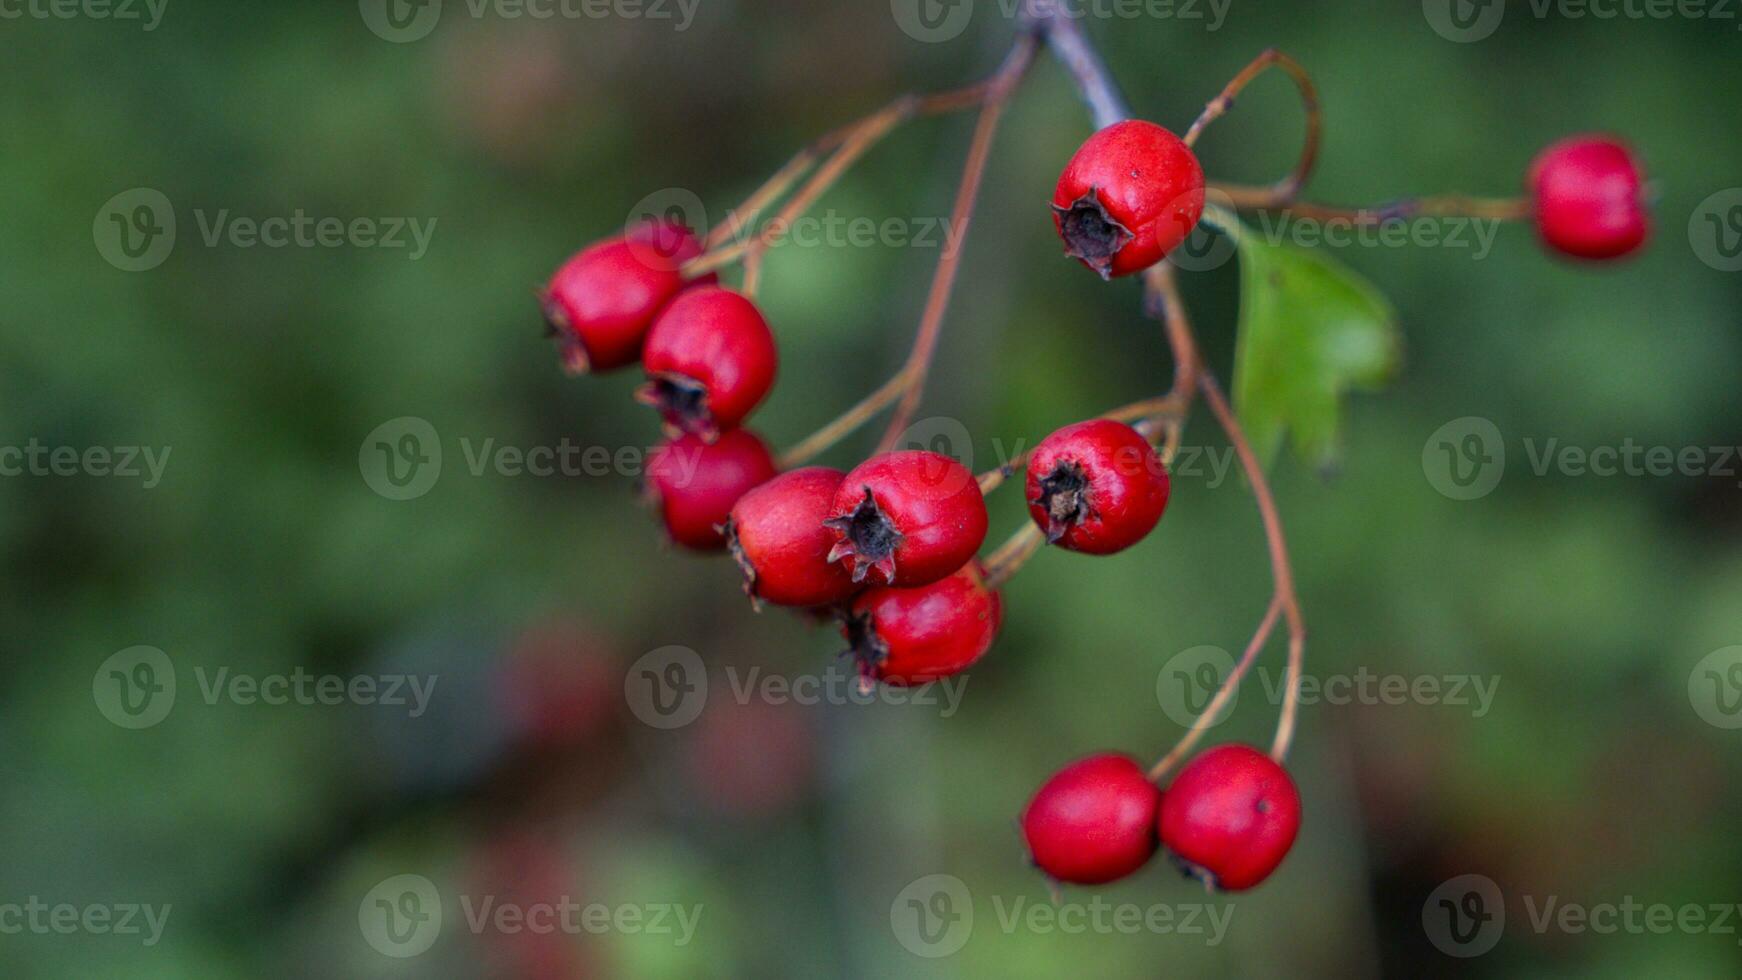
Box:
[1227,219,1402,469]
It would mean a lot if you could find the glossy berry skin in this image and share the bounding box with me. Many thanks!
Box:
[640,286,778,440]
[1052,120,1205,279]
[1022,753,1162,886]
[824,451,989,588]
[1026,419,1170,555]
[644,428,777,551]
[541,220,705,374]
[1528,136,1650,261]
[725,467,860,609]
[1159,744,1301,892]
[839,563,1001,686]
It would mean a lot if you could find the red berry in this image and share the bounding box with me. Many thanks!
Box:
[1052,120,1205,279]
[1528,135,1650,261]
[1026,419,1170,555]
[839,563,1001,686]
[1158,744,1301,892]
[639,286,779,440]
[824,451,988,588]
[644,429,777,551]
[724,467,861,609]
[1022,754,1162,885]
[541,219,705,374]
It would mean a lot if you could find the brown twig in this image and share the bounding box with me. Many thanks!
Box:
[1185,49,1321,206]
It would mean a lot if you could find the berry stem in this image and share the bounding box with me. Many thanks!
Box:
[983,523,1045,590]
[1147,595,1284,783]
[1183,49,1321,205]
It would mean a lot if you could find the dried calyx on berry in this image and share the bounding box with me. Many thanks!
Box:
[1033,460,1092,544]
[1026,419,1170,555]
[837,563,1002,687]
[823,451,988,589]
[639,285,779,440]
[1051,120,1205,279]
[823,487,904,585]
[1052,188,1135,275]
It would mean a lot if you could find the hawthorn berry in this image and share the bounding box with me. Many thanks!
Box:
[640,286,779,440]
[1158,744,1301,892]
[824,451,988,588]
[1026,419,1170,555]
[724,467,861,609]
[1528,135,1650,261]
[838,562,1002,686]
[541,219,706,374]
[644,428,777,551]
[1021,753,1162,886]
[1052,119,1205,279]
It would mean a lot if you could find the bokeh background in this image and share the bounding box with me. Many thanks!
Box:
[4,1,1741,976]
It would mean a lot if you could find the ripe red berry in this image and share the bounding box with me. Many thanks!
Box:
[724,467,861,609]
[541,219,706,374]
[1022,753,1162,885]
[1026,419,1170,555]
[824,451,988,588]
[644,428,777,551]
[1052,120,1205,279]
[838,563,1001,686]
[640,286,779,440]
[1528,135,1650,261]
[1158,744,1301,892]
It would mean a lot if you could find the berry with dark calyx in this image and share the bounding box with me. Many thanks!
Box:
[724,467,860,609]
[1026,419,1170,555]
[1158,744,1301,892]
[838,563,1001,686]
[644,428,777,551]
[639,286,778,440]
[1022,753,1163,885]
[1052,120,1205,279]
[824,451,988,588]
[1528,135,1650,261]
[541,219,706,374]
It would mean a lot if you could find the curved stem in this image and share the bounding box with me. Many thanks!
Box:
[983,523,1045,590]
[1148,595,1283,783]
[1185,49,1321,205]
[778,371,909,470]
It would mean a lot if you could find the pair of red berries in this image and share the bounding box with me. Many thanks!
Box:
[1049,121,1650,277]
[1021,745,1301,892]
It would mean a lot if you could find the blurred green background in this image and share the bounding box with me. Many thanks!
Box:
[4,1,1740,976]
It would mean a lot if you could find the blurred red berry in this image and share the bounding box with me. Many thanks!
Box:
[541,219,705,374]
[1052,120,1205,279]
[645,429,777,551]
[725,467,861,609]
[824,451,988,588]
[496,620,619,750]
[1026,419,1170,555]
[1022,753,1162,885]
[839,563,1001,686]
[1158,744,1301,892]
[1528,135,1649,261]
[686,697,815,818]
[640,286,779,440]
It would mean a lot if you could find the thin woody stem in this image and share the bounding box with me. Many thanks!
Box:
[1148,595,1284,783]
[1184,49,1321,205]
[1026,0,1132,128]
[778,371,909,470]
